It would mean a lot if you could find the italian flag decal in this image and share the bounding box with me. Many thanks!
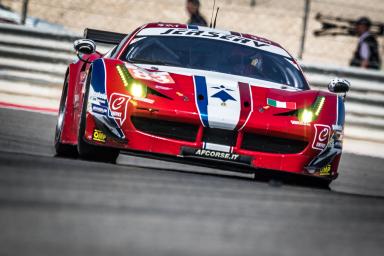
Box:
[267,98,297,110]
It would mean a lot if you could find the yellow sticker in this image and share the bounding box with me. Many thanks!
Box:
[92,129,106,143]
[319,164,331,176]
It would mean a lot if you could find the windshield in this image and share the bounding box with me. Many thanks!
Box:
[123,35,308,89]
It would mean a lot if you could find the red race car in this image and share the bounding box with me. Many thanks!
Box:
[55,22,349,184]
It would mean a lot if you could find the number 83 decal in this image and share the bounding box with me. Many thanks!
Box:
[127,67,175,84]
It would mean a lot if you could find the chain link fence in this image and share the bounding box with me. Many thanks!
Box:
[1,0,383,67]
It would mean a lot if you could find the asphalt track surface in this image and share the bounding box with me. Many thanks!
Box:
[0,107,383,256]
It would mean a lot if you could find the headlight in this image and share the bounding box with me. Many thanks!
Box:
[129,81,147,98]
[116,64,147,98]
[297,96,326,124]
[298,109,315,123]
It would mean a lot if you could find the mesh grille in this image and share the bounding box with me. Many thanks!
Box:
[131,116,198,142]
[242,133,308,154]
[203,128,237,146]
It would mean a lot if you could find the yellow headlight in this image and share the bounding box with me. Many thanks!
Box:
[299,109,314,123]
[130,82,147,98]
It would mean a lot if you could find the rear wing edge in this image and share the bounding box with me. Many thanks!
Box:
[84,28,128,45]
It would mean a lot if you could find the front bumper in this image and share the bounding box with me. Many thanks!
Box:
[84,106,341,179]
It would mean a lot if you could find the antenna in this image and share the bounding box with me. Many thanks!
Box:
[213,7,220,28]
[209,0,216,28]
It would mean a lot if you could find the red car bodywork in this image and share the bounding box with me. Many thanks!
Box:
[57,23,344,180]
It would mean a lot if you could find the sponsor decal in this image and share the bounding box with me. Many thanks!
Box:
[150,72,175,84]
[133,97,154,104]
[125,65,175,84]
[159,28,269,48]
[319,164,331,176]
[158,23,183,28]
[194,76,252,130]
[267,98,296,110]
[92,129,106,143]
[155,85,173,90]
[332,124,343,131]
[312,124,331,150]
[108,93,131,125]
[137,28,291,57]
[89,90,107,105]
[181,147,252,164]
[96,98,107,105]
[211,85,236,104]
[291,120,310,126]
[91,104,108,115]
[194,149,240,161]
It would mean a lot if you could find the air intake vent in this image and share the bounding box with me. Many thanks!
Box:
[131,116,198,142]
[203,128,237,146]
[242,133,307,154]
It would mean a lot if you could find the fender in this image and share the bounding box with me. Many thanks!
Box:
[60,54,101,145]
[82,58,128,145]
[60,63,82,144]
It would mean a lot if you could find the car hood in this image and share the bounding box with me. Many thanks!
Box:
[129,63,320,130]
[100,59,326,134]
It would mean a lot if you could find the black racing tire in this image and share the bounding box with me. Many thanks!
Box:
[77,71,119,163]
[54,75,78,157]
[307,176,332,189]
[318,179,332,188]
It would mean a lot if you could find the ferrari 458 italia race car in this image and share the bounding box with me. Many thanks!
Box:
[55,22,350,184]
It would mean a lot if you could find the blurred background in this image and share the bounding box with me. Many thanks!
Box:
[1,0,383,66]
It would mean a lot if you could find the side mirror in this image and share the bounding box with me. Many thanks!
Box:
[328,78,350,93]
[74,39,96,55]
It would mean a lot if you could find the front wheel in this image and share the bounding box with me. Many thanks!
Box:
[77,72,119,163]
